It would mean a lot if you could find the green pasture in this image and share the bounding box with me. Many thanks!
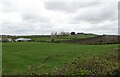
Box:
[2,42,118,75]
[13,35,97,42]
[0,43,2,72]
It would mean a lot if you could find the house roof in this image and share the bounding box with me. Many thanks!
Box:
[15,38,31,41]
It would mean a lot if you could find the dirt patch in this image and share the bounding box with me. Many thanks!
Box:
[64,35,120,44]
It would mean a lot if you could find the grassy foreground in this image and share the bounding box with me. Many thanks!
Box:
[2,42,119,75]
[0,43,2,75]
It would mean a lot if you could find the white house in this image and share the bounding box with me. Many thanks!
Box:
[7,38,13,42]
[0,37,13,42]
[15,38,32,42]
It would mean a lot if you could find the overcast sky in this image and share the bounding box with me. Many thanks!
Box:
[0,0,119,35]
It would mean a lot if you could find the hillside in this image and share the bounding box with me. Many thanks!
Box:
[64,35,120,44]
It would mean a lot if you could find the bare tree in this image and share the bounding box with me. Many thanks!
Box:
[51,32,57,42]
[60,31,69,36]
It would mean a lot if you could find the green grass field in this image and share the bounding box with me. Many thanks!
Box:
[13,35,97,42]
[0,43,2,74]
[2,42,119,75]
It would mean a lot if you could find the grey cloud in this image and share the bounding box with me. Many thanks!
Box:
[0,1,16,12]
[22,14,50,23]
[45,2,100,12]
[2,23,32,34]
[83,21,118,35]
[0,0,118,35]
[2,22,55,35]
[72,3,117,24]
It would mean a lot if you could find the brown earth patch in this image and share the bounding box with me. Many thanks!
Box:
[64,35,120,45]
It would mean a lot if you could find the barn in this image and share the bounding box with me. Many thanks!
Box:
[7,38,13,42]
[0,38,13,42]
[15,38,32,42]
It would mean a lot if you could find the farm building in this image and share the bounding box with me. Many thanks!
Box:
[7,38,13,42]
[15,38,32,42]
[1,37,13,42]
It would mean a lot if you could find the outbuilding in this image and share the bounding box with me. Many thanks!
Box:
[7,38,13,42]
[15,38,32,42]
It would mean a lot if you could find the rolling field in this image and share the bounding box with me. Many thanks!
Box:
[13,35,97,42]
[0,43,2,74]
[2,42,119,75]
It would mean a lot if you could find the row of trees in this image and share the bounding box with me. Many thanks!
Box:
[51,31,76,36]
[50,31,76,42]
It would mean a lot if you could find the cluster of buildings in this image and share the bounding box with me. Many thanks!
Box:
[0,35,32,42]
